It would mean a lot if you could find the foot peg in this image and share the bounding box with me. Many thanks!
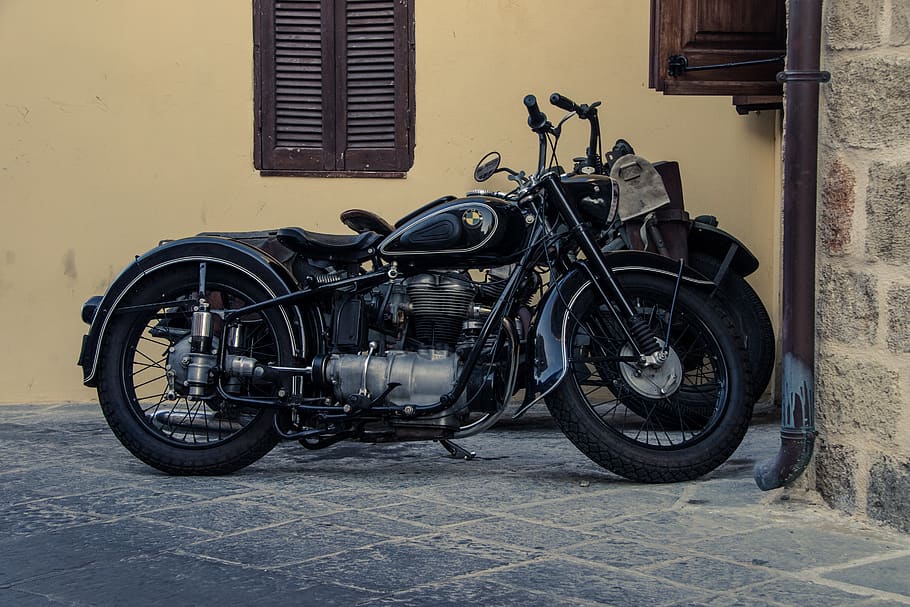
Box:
[438,439,476,460]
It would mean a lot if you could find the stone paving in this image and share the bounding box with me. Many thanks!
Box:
[1,402,909,606]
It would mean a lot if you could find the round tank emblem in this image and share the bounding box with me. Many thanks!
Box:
[462,209,484,228]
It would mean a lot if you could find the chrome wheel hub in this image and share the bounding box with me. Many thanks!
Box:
[619,342,683,399]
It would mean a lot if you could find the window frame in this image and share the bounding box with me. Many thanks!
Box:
[253,0,415,178]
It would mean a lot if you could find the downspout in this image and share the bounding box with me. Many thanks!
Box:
[754,0,828,490]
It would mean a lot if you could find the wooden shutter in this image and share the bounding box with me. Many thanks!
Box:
[255,0,413,175]
[649,0,786,98]
[336,0,411,172]
[256,0,333,171]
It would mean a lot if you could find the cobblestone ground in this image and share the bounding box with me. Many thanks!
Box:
[1,402,909,606]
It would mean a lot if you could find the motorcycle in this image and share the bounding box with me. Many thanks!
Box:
[548,92,775,403]
[77,94,753,483]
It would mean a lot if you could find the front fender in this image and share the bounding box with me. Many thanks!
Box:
[527,252,713,406]
[78,236,311,387]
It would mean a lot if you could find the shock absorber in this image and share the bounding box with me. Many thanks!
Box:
[191,299,213,353]
[186,298,216,398]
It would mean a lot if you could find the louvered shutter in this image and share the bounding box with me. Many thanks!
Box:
[335,0,411,172]
[257,0,333,171]
[255,0,413,174]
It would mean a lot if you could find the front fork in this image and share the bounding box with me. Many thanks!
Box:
[541,174,664,363]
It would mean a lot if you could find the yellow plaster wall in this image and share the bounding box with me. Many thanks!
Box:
[0,0,780,403]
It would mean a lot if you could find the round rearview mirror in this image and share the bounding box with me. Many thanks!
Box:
[473,151,501,183]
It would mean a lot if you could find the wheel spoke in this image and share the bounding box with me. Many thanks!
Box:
[131,373,166,391]
[138,334,170,349]
[132,348,167,371]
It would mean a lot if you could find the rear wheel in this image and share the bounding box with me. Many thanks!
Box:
[96,263,296,475]
[545,273,752,483]
[688,252,775,401]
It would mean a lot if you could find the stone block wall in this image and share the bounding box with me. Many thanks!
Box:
[816,0,910,532]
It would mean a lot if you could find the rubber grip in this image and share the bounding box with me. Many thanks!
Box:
[524,94,547,130]
[550,92,576,112]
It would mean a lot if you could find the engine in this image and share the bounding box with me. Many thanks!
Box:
[318,272,515,432]
[406,273,475,348]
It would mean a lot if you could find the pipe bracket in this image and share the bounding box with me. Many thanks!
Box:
[776,70,831,84]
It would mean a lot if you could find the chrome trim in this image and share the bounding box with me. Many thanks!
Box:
[378,202,500,257]
[613,265,714,286]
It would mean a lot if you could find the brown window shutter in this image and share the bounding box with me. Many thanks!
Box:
[255,0,413,175]
[649,0,786,98]
[257,0,334,171]
[336,0,412,172]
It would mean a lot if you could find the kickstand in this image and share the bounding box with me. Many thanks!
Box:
[437,439,476,460]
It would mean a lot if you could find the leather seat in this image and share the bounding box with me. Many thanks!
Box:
[276,227,382,263]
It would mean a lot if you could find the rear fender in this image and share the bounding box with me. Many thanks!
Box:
[524,252,712,406]
[78,236,317,387]
[688,221,760,278]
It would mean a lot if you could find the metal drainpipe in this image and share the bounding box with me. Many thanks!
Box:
[754,0,827,490]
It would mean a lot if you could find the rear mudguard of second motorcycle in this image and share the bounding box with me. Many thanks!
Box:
[77,236,320,387]
[524,250,714,408]
[688,219,759,279]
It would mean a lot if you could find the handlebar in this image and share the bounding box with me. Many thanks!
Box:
[523,95,550,175]
[548,91,604,174]
[522,92,605,177]
[524,95,549,131]
[549,92,577,112]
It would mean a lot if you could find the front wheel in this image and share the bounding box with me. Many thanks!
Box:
[96,263,297,475]
[545,273,752,483]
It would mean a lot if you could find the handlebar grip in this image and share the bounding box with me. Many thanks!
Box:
[524,94,548,130]
[549,92,577,112]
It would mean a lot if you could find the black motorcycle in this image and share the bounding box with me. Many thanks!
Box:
[77,94,752,483]
[548,92,775,403]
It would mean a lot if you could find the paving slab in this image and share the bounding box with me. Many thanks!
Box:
[1,402,909,606]
[824,554,910,596]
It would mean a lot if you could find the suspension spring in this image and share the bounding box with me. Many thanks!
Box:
[314,270,348,285]
[627,316,662,356]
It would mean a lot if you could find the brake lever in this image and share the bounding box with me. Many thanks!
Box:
[576,101,602,120]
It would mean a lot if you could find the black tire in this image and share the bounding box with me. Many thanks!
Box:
[545,273,752,483]
[688,252,775,401]
[96,263,295,475]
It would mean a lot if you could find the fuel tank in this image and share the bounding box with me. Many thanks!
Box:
[379,196,527,268]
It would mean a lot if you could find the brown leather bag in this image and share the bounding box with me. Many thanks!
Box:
[621,160,690,264]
